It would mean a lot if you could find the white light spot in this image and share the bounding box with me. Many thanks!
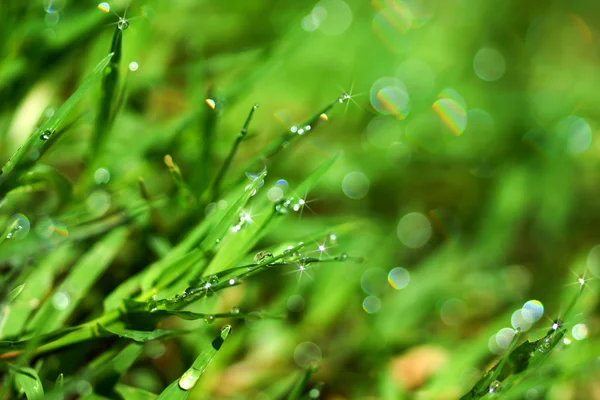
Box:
[128,61,139,72]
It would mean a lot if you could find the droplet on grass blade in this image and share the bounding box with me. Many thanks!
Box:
[117,17,129,30]
[488,380,502,393]
[205,98,216,109]
[4,213,30,240]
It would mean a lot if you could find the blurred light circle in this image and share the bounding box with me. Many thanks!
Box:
[52,291,70,310]
[511,309,532,331]
[432,99,467,136]
[287,295,305,312]
[495,328,515,349]
[129,61,139,72]
[396,59,435,98]
[370,77,410,119]
[4,213,31,241]
[44,0,66,12]
[361,268,388,295]
[87,190,111,217]
[387,142,411,167]
[37,218,68,246]
[488,334,503,355]
[403,0,435,27]
[45,11,60,25]
[94,168,110,184]
[388,267,410,290]
[473,48,506,81]
[440,298,467,326]
[397,212,432,248]
[267,186,284,202]
[294,342,322,368]
[557,116,592,154]
[586,245,600,277]
[365,116,402,149]
[362,296,381,314]
[572,323,589,340]
[342,171,370,199]
[522,300,544,323]
[312,0,352,35]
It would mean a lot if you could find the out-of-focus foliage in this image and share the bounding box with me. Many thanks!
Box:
[0,0,599,399]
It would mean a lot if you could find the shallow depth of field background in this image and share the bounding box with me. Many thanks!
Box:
[1,0,599,399]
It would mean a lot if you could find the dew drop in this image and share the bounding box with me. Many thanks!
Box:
[488,380,502,393]
[97,2,110,13]
[338,93,351,103]
[4,213,31,241]
[178,367,201,391]
[117,17,129,30]
[338,252,348,260]
[319,113,328,121]
[230,307,240,314]
[204,315,215,324]
[537,337,552,353]
[209,275,219,286]
[40,130,52,141]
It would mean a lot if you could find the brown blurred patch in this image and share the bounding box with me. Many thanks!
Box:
[388,345,449,391]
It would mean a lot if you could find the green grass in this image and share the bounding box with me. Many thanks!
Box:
[1,0,599,399]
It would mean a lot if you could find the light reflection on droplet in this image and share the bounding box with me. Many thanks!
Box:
[473,48,506,81]
[361,268,387,296]
[397,212,431,248]
[94,168,110,184]
[362,296,381,314]
[370,77,410,119]
[342,171,369,200]
[205,98,216,109]
[52,291,70,310]
[294,342,322,368]
[522,300,544,323]
[388,267,410,290]
[572,323,589,340]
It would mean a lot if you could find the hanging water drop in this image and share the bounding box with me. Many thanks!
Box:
[254,251,274,264]
[117,17,129,30]
[178,367,201,391]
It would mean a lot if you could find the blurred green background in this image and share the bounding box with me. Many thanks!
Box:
[1,0,599,398]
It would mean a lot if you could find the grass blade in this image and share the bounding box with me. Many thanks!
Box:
[156,325,231,400]
[0,53,114,195]
[14,366,44,399]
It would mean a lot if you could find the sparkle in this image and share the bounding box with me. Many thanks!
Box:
[318,245,326,252]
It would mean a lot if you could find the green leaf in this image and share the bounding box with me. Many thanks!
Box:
[7,283,25,303]
[115,384,157,400]
[14,367,44,400]
[26,227,128,334]
[99,323,188,343]
[156,325,231,400]
[0,53,114,194]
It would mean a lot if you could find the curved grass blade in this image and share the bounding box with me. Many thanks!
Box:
[287,363,319,400]
[156,325,231,400]
[0,53,114,194]
[13,366,44,399]
[115,384,157,400]
[98,323,189,343]
[92,27,122,158]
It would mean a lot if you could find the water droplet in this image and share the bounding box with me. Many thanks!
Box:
[230,307,240,314]
[319,113,328,121]
[52,291,70,310]
[183,287,195,296]
[4,213,30,241]
[204,315,215,324]
[40,129,52,141]
[338,252,348,260]
[537,337,552,353]
[228,278,237,285]
[128,61,139,72]
[488,380,502,393]
[178,367,201,391]
[338,93,351,103]
[117,17,129,30]
[209,275,219,286]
